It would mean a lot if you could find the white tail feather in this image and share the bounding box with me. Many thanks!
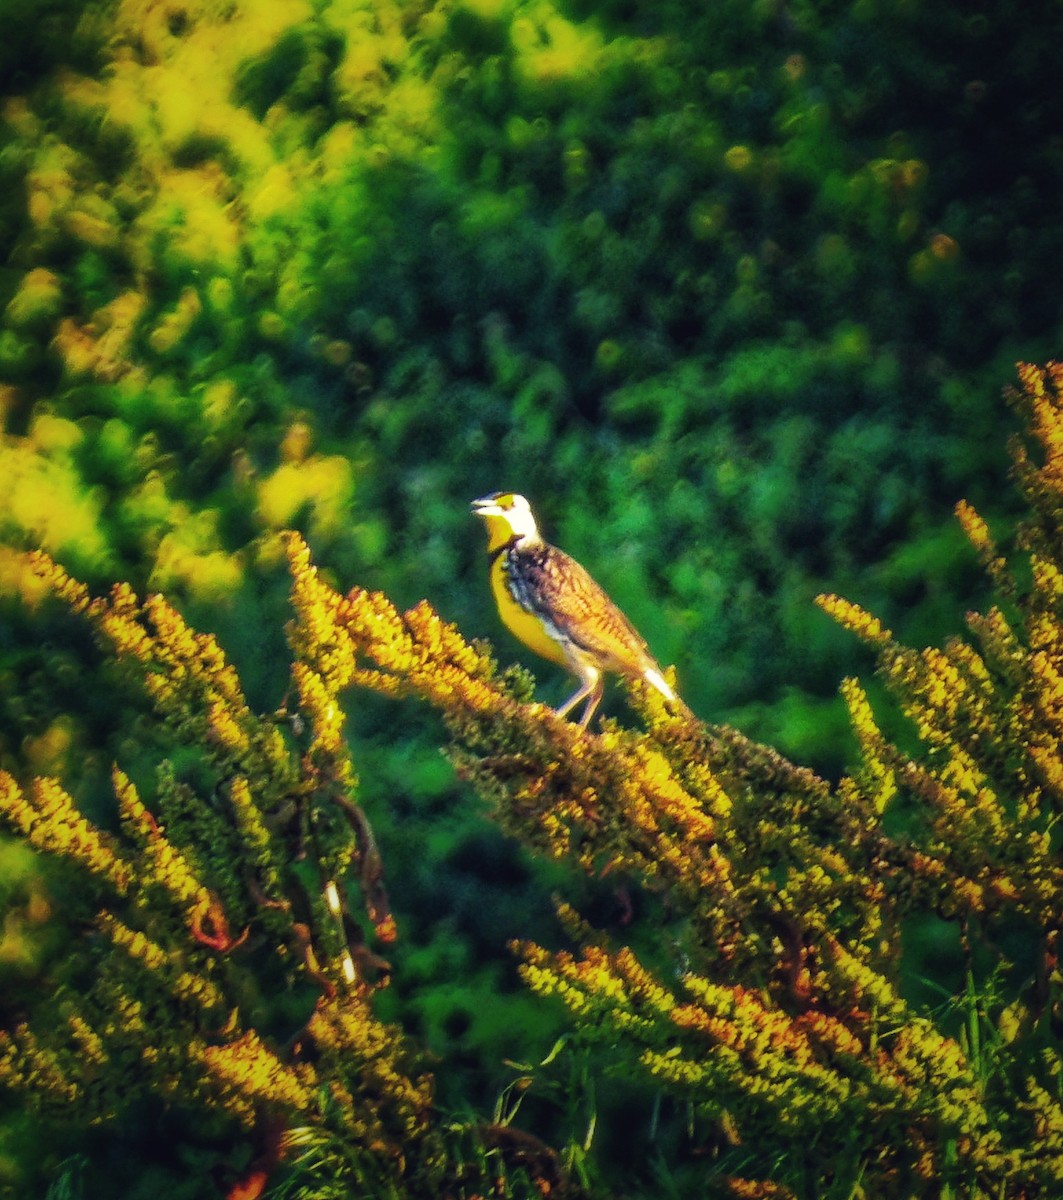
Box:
[642,667,676,705]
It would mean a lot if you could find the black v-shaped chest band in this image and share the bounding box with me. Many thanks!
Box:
[486,535,521,567]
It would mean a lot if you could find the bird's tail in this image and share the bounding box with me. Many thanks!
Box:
[643,666,676,705]
[642,666,696,721]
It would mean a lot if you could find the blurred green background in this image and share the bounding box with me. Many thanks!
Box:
[0,0,1059,1192]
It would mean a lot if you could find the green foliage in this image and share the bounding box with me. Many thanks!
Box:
[1,0,1059,760]
[2,0,1063,1192]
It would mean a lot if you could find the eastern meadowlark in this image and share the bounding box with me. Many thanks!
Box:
[471,491,680,729]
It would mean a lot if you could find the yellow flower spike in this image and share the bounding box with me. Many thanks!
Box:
[98,912,225,1011]
[0,1024,82,1106]
[954,499,1021,612]
[0,771,133,894]
[1028,553,1063,610]
[683,759,734,818]
[1029,744,1063,809]
[893,755,1009,857]
[113,766,213,919]
[816,594,893,646]
[25,548,93,612]
[228,775,283,894]
[289,661,357,774]
[66,1014,107,1068]
[954,499,997,559]
[90,608,157,668]
[1016,361,1046,398]
[840,678,885,760]
[35,558,283,784]
[191,1030,313,1129]
[947,637,993,687]
[792,1010,863,1059]
[628,743,716,843]
[307,992,432,1139]
[206,698,250,756]
[401,599,494,681]
[284,531,501,721]
[821,939,905,1017]
[639,1046,710,1091]
[1022,366,1063,466]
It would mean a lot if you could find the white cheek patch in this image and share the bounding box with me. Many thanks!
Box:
[506,500,538,540]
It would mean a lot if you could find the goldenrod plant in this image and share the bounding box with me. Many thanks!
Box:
[1,365,1060,1197]
[0,542,562,1198]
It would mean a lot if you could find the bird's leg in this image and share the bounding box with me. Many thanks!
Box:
[555,659,603,729]
[576,677,605,729]
[555,681,593,719]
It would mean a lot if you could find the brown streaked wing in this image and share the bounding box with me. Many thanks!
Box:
[509,543,651,672]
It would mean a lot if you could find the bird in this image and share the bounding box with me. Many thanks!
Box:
[470,491,681,729]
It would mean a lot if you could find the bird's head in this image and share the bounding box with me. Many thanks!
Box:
[471,491,541,549]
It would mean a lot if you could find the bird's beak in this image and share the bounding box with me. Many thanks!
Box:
[470,495,500,516]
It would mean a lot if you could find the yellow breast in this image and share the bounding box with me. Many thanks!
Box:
[489,552,569,668]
